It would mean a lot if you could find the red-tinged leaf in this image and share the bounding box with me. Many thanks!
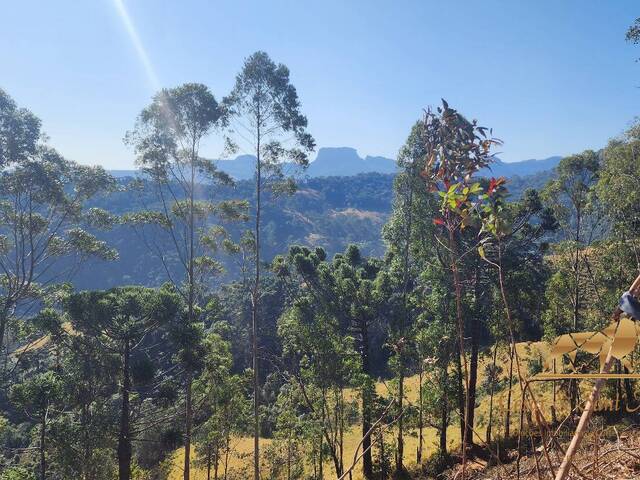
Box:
[433,218,445,226]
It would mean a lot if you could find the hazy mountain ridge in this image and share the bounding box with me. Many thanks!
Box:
[109,148,561,180]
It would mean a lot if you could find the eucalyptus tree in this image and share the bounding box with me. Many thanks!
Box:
[543,151,600,331]
[382,118,441,471]
[224,51,315,479]
[421,100,500,474]
[597,122,640,262]
[125,83,247,479]
[64,286,182,480]
[0,88,117,369]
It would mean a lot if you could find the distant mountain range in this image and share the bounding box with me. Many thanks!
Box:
[109,147,562,180]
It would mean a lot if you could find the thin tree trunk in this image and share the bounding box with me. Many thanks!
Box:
[440,401,448,453]
[504,343,514,438]
[207,446,212,480]
[417,364,423,463]
[224,435,230,480]
[465,283,480,446]
[252,122,262,480]
[287,435,292,480]
[396,370,404,472]
[184,144,196,480]
[396,162,414,474]
[379,430,386,479]
[319,404,324,480]
[448,227,470,477]
[456,345,465,445]
[361,325,373,479]
[440,363,448,454]
[486,342,498,444]
[340,388,345,475]
[184,376,193,480]
[0,308,7,375]
[570,210,582,413]
[214,446,219,480]
[40,409,47,480]
[118,340,132,480]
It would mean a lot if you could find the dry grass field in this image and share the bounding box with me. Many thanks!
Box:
[168,341,581,479]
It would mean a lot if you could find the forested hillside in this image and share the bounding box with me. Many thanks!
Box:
[73,168,553,290]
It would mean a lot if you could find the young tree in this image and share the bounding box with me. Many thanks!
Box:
[64,286,182,480]
[421,100,500,476]
[125,83,247,479]
[224,51,315,479]
[0,88,117,371]
[9,371,63,480]
[194,331,249,480]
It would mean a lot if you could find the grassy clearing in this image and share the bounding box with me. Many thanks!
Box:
[168,341,578,479]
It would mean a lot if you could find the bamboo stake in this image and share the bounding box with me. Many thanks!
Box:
[554,273,640,480]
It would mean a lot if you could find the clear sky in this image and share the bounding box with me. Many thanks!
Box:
[1,1,639,169]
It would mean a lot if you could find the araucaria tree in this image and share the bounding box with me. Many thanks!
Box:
[125,83,247,480]
[64,286,182,480]
[224,51,315,479]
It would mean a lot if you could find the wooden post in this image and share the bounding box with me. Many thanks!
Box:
[554,274,640,480]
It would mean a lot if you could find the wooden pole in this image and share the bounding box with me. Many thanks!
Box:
[554,274,640,480]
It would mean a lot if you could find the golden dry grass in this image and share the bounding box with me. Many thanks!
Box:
[168,341,577,479]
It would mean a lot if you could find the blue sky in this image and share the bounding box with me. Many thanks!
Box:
[1,1,639,169]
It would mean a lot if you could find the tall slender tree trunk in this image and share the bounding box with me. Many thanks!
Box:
[319,402,324,480]
[465,272,480,446]
[0,308,7,374]
[440,397,448,453]
[214,447,220,480]
[224,436,230,480]
[504,343,514,438]
[118,340,132,480]
[448,227,470,477]
[456,349,465,443]
[40,409,47,480]
[417,364,423,463]
[486,342,498,444]
[396,163,414,474]
[361,325,373,479]
[570,210,582,412]
[252,122,262,480]
[184,376,193,480]
[184,146,196,480]
[340,388,345,475]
